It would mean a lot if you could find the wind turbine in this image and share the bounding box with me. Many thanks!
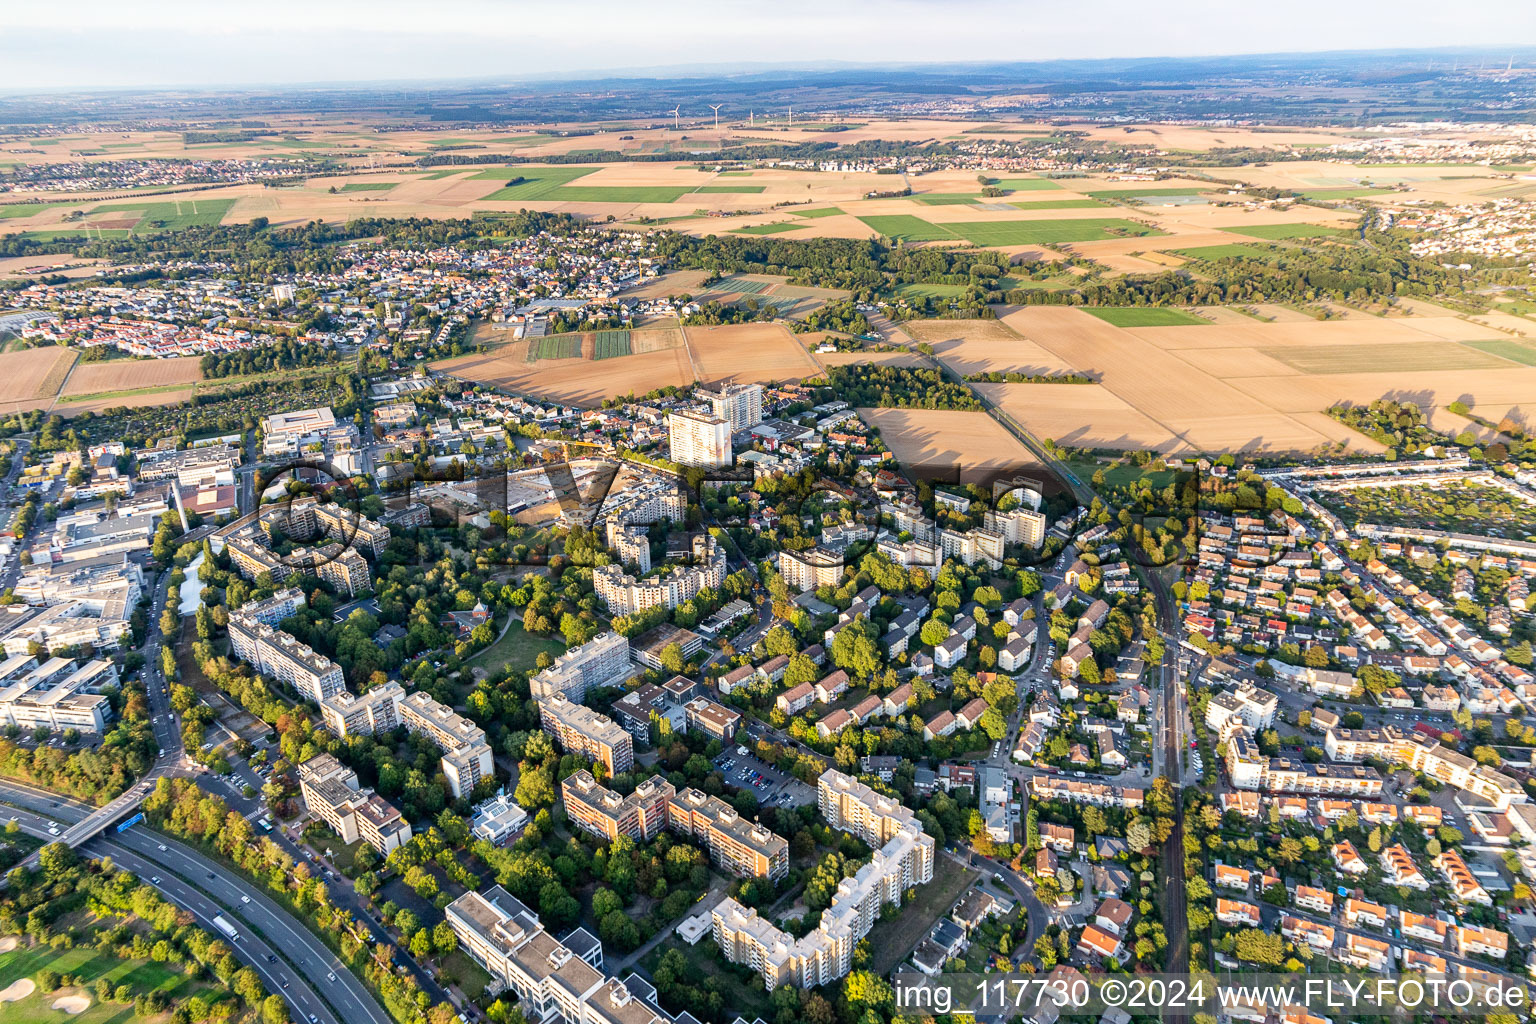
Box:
[710,104,723,130]
[669,106,681,130]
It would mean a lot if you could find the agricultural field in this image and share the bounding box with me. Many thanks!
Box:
[857,215,956,242]
[1262,341,1514,375]
[61,356,204,396]
[0,347,78,411]
[994,178,1062,191]
[857,407,1041,485]
[685,322,823,385]
[790,207,843,218]
[1084,307,1209,328]
[1007,199,1111,210]
[1228,222,1351,240]
[950,218,1161,245]
[474,166,601,201]
[1173,243,1281,261]
[1462,339,1536,366]
[913,318,1082,380]
[592,329,632,360]
[88,198,235,233]
[732,223,799,235]
[526,334,584,362]
[340,182,396,192]
[696,185,765,193]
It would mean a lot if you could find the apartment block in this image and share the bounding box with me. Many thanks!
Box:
[983,507,1046,548]
[777,547,845,593]
[228,612,345,703]
[667,410,731,468]
[665,787,789,881]
[1204,683,1279,732]
[398,689,496,798]
[938,527,1005,569]
[539,693,634,777]
[593,535,726,615]
[0,654,116,733]
[297,753,411,855]
[529,631,631,704]
[700,383,763,433]
[562,770,674,843]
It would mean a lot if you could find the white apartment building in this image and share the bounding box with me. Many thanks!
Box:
[1204,684,1279,733]
[777,547,844,592]
[700,383,763,433]
[593,536,726,615]
[667,411,731,468]
[228,613,345,704]
[528,631,631,703]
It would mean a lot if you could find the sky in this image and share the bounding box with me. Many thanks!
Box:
[4,0,1536,91]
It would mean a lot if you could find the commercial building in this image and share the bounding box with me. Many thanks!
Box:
[469,793,529,846]
[562,770,675,843]
[683,697,740,742]
[0,655,116,733]
[667,410,731,468]
[296,754,411,855]
[229,611,345,704]
[665,787,789,881]
[529,632,631,704]
[539,693,634,777]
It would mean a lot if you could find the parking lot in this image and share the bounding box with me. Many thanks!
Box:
[715,749,817,807]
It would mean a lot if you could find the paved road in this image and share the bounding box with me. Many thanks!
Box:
[2,798,340,1024]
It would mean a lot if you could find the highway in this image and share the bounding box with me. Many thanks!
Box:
[0,798,342,1024]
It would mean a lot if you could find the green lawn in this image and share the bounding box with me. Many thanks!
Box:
[470,619,566,673]
[857,215,956,242]
[995,177,1063,191]
[87,198,236,233]
[340,182,397,192]
[1008,199,1111,210]
[475,166,598,200]
[1462,339,1536,366]
[946,218,1162,246]
[1085,307,1209,327]
[1263,341,1514,375]
[0,943,197,1024]
[866,855,978,975]
[1299,188,1393,200]
[1173,243,1282,262]
[695,185,765,193]
[790,206,843,218]
[1228,223,1350,240]
[731,222,799,235]
[439,948,492,1001]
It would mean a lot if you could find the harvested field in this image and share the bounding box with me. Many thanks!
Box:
[857,407,1040,484]
[903,319,1020,345]
[1262,341,1512,375]
[629,327,684,354]
[977,382,1181,452]
[434,342,694,407]
[61,355,202,395]
[1248,303,1322,323]
[0,347,76,410]
[686,322,822,385]
[622,270,711,299]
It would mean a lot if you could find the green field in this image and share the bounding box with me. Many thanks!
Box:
[340,182,397,192]
[946,218,1162,246]
[1174,243,1281,262]
[718,170,754,176]
[1008,199,1111,210]
[527,335,584,361]
[790,206,843,218]
[552,185,694,203]
[1085,307,1209,327]
[897,282,970,299]
[913,194,983,206]
[0,203,73,220]
[731,222,799,235]
[695,185,765,193]
[995,177,1063,191]
[1087,187,1206,200]
[1229,223,1351,240]
[419,169,467,180]
[1264,341,1513,375]
[1299,188,1393,200]
[858,215,956,241]
[89,198,236,233]
[476,166,598,200]
[593,329,632,359]
[21,229,132,241]
[1461,339,1536,366]
[0,943,200,1024]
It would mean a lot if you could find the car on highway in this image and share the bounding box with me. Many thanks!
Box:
[241,895,251,904]
[158,844,167,851]
[150,876,161,884]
